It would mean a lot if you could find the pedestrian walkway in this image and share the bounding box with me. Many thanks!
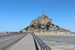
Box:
[13,34,36,50]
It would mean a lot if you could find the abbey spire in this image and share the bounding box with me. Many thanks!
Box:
[42,9,44,14]
[42,9,44,17]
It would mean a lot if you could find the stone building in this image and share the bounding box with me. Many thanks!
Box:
[30,10,53,26]
[21,10,71,34]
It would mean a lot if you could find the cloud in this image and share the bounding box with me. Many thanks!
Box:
[9,30,13,32]
[56,18,61,20]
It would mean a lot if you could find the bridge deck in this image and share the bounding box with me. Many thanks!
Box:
[13,34,36,50]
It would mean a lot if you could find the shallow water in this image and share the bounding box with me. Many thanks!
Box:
[37,35,75,45]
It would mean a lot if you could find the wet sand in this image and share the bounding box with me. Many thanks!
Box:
[35,34,75,50]
[35,34,75,45]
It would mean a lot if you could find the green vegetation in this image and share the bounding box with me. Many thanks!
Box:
[37,22,41,26]
[43,28,45,29]
[56,25,59,28]
[24,26,29,32]
[30,22,42,29]
[46,24,50,31]
[37,22,41,28]
[34,27,37,29]
[38,26,41,28]
[19,31,22,33]
[46,24,50,28]
[47,27,49,31]
[52,24,55,27]
[47,22,51,25]
[29,22,56,30]
[31,24,35,27]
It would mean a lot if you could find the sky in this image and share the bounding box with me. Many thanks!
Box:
[0,0,75,32]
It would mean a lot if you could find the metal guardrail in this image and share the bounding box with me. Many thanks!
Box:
[31,33,52,50]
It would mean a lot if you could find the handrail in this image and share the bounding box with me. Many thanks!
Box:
[31,33,51,50]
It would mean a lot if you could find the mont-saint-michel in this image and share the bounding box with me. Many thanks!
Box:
[20,10,71,34]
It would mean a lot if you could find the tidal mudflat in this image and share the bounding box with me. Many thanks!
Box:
[35,34,75,50]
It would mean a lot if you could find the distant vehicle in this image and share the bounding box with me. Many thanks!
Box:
[4,32,20,35]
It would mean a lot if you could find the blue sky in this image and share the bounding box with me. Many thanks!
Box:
[0,0,75,32]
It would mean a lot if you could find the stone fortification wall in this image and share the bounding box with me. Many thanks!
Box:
[33,31,71,34]
[27,28,71,34]
[23,12,71,34]
[30,14,53,26]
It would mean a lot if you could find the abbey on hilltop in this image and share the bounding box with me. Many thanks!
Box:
[30,10,53,26]
[20,10,71,34]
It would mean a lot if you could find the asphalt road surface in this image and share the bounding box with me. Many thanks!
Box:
[0,33,27,50]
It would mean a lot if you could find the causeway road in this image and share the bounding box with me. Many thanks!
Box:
[0,33,26,50]
[0,33,51,50]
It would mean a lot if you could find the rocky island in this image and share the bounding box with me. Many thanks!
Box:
[20,10,71,34]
